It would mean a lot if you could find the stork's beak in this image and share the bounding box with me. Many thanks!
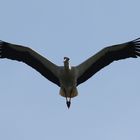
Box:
[66,101,71,109]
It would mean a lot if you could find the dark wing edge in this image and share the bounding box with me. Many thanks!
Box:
[76,38,140,86]
[0,40,60,86]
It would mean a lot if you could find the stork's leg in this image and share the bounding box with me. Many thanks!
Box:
[65,96,71,109]
[65,89,73,109]
[66,100,71,109]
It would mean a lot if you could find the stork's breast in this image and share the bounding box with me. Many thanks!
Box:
[59,67,77,87]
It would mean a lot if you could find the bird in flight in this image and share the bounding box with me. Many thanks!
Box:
[0,38,140,108]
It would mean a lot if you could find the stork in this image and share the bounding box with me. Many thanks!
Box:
[0,38,140,108]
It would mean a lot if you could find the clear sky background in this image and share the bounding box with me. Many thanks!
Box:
[0,0,140,140]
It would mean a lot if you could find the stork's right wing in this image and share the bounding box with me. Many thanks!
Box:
[76,38,140,86]
[0,41,60,86]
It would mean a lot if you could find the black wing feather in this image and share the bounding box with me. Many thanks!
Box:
[77,38,140,86]
[0,41,60,86]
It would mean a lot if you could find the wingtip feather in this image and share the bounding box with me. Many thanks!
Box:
[131,38,140,57]
[0,40,4,58]
[133,37,140,42]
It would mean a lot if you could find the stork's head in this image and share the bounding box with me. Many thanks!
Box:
[64,57,70,62]
[63,57,70,70]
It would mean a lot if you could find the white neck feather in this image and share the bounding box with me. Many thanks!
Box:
[64,61,71,71]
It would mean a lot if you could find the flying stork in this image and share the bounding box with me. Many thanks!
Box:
[0,38,140,108]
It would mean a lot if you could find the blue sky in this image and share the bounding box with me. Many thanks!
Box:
[0,0,140,140]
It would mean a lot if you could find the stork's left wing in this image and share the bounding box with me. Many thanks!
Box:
[0,41,60,86]
[76,38,140,85]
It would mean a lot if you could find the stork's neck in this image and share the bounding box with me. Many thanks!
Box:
[64,61,71,71]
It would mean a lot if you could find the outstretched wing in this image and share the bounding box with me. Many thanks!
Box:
[76,38,140,86]
[0,41,60,86]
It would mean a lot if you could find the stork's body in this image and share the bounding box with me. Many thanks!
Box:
[58,57,78,108]
[0,38,140,108]
[59,65,78,98]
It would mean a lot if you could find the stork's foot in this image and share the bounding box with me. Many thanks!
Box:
[66,101,71,109]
